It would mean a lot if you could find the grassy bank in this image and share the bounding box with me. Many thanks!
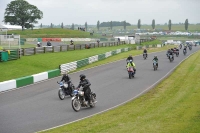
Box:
[40,49,200,133]
[7,28,101,38]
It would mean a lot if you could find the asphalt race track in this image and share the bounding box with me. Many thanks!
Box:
[0,46,199,133]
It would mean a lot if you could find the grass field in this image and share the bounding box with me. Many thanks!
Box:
[7,28,102,38]
[40,48,200,133]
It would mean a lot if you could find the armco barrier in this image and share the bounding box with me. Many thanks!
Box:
[33,72,48,83]
[48,69,60,79]
[16,76,33,88]
[0,80,16,92]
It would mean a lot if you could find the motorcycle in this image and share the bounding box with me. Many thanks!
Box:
[183,49,187,55]
[57,81,75,100]
[127,67,135,79]
[175,51,179,57]
[189,46,192,50]
[169,54,174,62]
[71,88,97,112]
[153,60,158,71]
[143,53,147,60]
[166,52,169,58]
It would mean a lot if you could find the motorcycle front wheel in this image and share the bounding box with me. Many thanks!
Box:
[58,89,65,100]
[72,98,81,112]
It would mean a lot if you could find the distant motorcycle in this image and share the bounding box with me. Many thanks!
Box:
[183,49,187,55]
[143,53,147,60]
[57,81,75,100]
[169,55,174,62]
[71,88,97,112]
[153,60,158,71]
[189,46,192,50]
[127,67,135,79]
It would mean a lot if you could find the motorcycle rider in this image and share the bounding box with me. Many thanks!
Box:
[179,43,182,49]
[126,55,133,64]
[169,48,174,60]
[77,74,92,105]
[126,59,136,74]
[183,46,187,53]
[176,47,179,55]
[166,49,171,57]
[60,72,73,92]
[143,48,148,58]
[47,41,51,46]
[152,55,158,67]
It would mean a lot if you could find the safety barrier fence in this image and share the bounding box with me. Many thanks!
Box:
[0,47,130,92]
[20,41,125,56]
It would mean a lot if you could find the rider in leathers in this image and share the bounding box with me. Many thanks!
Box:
[143,48,148,57]
[168,49,174,60]
[60,72,73,92]
[77,74,92,105]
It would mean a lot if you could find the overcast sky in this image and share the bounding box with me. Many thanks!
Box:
[0,0,200,26]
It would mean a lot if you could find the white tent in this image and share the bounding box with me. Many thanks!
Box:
[0,24,21,30]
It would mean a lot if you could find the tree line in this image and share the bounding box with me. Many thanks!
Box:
[3,0,190,31]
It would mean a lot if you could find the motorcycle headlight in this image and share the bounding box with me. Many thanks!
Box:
[78,91,84,96]
[63,83,68,88]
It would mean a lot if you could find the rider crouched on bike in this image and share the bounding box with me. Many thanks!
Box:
[60,72,73,92]
[77,74,92,105]
[152,55,158,67]
[143,48,148,58]
[126,60,136,74]
[168,48,174,60]
[183,46,187,53]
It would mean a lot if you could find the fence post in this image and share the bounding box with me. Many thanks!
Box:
[60,46,62,52]
[74,45,75,50]
[23,48,25,56]
[53,46,54,53]
[44,47,46,53]
[80,45,81,50]
[67,45,69,51]
[34,47,36,54]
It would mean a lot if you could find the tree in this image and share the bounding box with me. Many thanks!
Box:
[40,23,42,28]
[85,22,87,31]
[185,19,189,30]
[124,21,126,30]
[97,20,100,31]
[152,19,155,30]
[4,0,43,30]
[137,19,141,29]
[50,23,53,28]
[71,23,74,30]
[168,19,172,30]
[110,21,113,30]
[61,22,64,29]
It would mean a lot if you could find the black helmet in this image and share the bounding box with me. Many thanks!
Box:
[80,74,86,80]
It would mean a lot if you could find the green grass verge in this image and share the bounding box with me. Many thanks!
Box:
[40,48,200,133]
[7,28,101,38]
